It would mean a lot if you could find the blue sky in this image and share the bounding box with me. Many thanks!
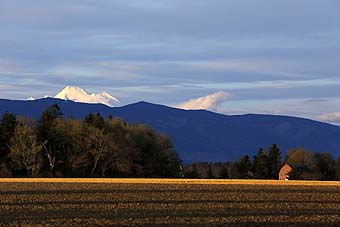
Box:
[1,0,340,124]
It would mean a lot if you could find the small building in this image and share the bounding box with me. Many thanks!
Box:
[279,163,293,180]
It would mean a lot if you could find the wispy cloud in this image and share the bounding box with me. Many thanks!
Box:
[176,91,231,111]
[181,78,340,91]
[318,112,340,125]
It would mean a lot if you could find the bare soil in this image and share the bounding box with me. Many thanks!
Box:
[0,181,340,226]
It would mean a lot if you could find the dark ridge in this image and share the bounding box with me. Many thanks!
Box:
[1,98,340,162]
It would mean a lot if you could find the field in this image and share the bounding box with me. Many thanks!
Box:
[1,179,340,226]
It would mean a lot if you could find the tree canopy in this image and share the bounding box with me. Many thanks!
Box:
[0,105,181,178]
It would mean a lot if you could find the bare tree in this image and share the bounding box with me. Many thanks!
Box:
[9,120,44,177]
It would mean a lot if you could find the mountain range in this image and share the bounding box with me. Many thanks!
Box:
[1,97,340,162]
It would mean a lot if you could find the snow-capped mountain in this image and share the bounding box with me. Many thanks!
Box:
[55,86,120,107]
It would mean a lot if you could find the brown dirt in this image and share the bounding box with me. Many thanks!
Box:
[0,180,340,226]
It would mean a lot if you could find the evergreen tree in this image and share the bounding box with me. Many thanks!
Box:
[156,135,181,178]
[85,113,95,126]
[36,104,62,142]
[0,112,17,162]
[253,148,270,179]
[287,167,303,180]
[128,124,159,177]
[94,113,105,129]
[190,164,200,178]
[267,144,281,179]
[85,113,105,129]
[313,152,336,180]
[206,164,215,179]
[219,165,229,179]
[230,155,252,179]
[183,163,200,178]
[336,157,340,181]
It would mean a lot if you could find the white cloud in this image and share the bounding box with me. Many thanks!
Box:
[176,91,231,111]
[318,112,340,124]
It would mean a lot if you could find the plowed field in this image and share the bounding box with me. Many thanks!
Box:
[0,179,340,226]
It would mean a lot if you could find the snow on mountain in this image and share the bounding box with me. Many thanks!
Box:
[55,86,120,107]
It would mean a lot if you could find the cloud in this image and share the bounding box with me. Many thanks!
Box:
[318,112,340,124]
[176,91,231,110]
[1,0,340,121]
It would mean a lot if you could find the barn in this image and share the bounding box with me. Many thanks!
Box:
[279,163,293,180]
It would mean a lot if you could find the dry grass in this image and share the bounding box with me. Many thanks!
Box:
[0,178,340,186]
[1,179,340,226]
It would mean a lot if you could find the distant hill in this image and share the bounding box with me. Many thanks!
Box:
[1,98,340,162]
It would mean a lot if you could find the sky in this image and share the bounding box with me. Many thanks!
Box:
[1,0,340,124]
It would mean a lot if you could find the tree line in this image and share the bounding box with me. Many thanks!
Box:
[1,104,340,180]
[0,104,181,178]
[183,145,340,180]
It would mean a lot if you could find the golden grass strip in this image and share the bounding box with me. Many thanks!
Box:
[0,178,340,186]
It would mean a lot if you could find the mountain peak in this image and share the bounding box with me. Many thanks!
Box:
[55,86,120,107]
[59,86,87,95]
